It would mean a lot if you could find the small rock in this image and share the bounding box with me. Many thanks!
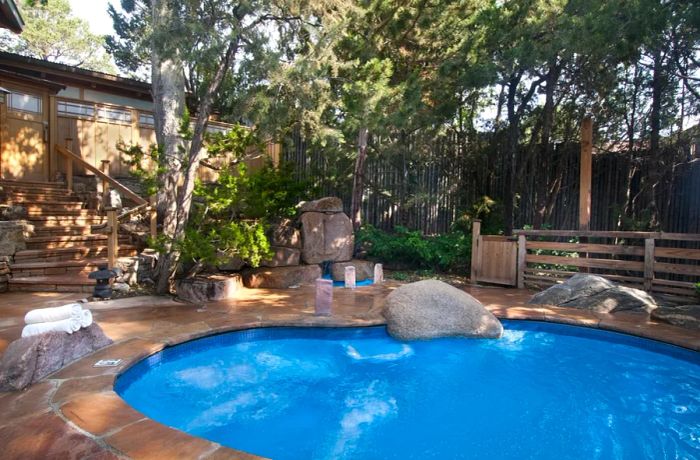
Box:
[651,305,700,330]
[0,205,27,220]
[383,279,503,340]
[103,189,122,209]
[112,282,131,293]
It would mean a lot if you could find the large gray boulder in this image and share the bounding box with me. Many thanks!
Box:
[528,274,658,314]
[651,305,700,330]
[0,323,112,392]
[383,280,503,340]
[300,211,353,264]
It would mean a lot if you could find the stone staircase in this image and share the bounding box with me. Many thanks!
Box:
[1,179,138,293]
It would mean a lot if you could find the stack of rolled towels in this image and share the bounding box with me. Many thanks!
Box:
[21,303,93,338]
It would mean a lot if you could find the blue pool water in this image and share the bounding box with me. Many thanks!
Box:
[116,322,700,459]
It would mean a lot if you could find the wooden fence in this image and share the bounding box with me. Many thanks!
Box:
[284,131,700,235]
[512,228,700,299]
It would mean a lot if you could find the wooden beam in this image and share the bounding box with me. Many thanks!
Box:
[643,238,654,291]
[512,229,700,242]
[579,116,593,230]
[517,234,526,289]
[470,219,481,284]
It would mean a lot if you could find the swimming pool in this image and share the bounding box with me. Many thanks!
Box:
[116,322,700,459]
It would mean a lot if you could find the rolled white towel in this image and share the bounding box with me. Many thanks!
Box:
[80,309,93,328]
[24,303,82,325]
[21,317,81,338]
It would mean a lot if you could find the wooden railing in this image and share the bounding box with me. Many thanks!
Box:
[55,144,157,268]
[513,229,700,299]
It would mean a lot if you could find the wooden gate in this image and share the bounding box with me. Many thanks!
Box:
[470,220,518,286]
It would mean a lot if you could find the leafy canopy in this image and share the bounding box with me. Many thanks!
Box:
[0,0,115,73]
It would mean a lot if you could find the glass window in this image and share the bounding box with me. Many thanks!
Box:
[139,112,155,128]
[8,91,42,114]
[97,106,132,124]
[57,100,95,118]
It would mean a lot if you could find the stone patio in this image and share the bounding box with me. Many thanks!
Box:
[0,282,698,459]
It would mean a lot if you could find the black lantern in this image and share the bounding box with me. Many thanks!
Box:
[88,264,119,299]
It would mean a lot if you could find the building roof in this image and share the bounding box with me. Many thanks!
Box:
[0,51,151,100]
[0,0,23,33]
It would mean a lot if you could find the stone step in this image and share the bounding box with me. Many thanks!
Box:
[26,208,97,217]
[8,274,95,293]
[10,258,108,276]
[1,191,78,202]
[33,225,94,237]
[13,245,138,264]
[0,184,70,196]
[0,179,66,190]
[27,215,105,226]
[13,201,85,212]
[24,234,131,250]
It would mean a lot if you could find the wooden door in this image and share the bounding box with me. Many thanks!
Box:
[0,84,49,181]
[474,235,518,286]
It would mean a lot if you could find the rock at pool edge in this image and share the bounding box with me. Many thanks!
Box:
[382,279,503,340]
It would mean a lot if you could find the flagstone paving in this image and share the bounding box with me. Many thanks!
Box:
[0,282,697,459]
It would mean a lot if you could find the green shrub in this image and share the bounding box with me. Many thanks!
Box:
[695,282,700,298]
[357,225,471,272]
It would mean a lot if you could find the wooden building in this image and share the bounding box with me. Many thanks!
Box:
[0,51,277,183]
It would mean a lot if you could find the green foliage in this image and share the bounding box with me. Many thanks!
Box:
[182,160,310,269]
[0,0,115,73]
[357,225,471,273]
[119,142,164,197]
[695,282,700,298]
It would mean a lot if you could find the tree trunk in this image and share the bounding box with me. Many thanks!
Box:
[351,127,369,231]
[151,0,186,295]
[503,74,520,235]
[533,61,561,229]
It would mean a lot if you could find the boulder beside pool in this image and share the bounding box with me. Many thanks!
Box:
[528,274,658,314]
[0,323,112,392]
[382,280,503,340]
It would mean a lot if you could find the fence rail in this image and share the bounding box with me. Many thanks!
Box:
[512,228,700,299]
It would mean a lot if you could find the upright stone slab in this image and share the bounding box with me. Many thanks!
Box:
[300,211,353,264]
[374,263,384,284]
[315,278,333,315]
[344,266,356,289]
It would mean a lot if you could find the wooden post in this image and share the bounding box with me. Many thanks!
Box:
[106,208,118,269]
[579,116,593,273]
[470,220,481,284]
[579,116,593,230]
[517,234,527,289]
[101,159,111,206]
[66,157,73,192]
[644,238,655,291]
[149,195,157,238]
